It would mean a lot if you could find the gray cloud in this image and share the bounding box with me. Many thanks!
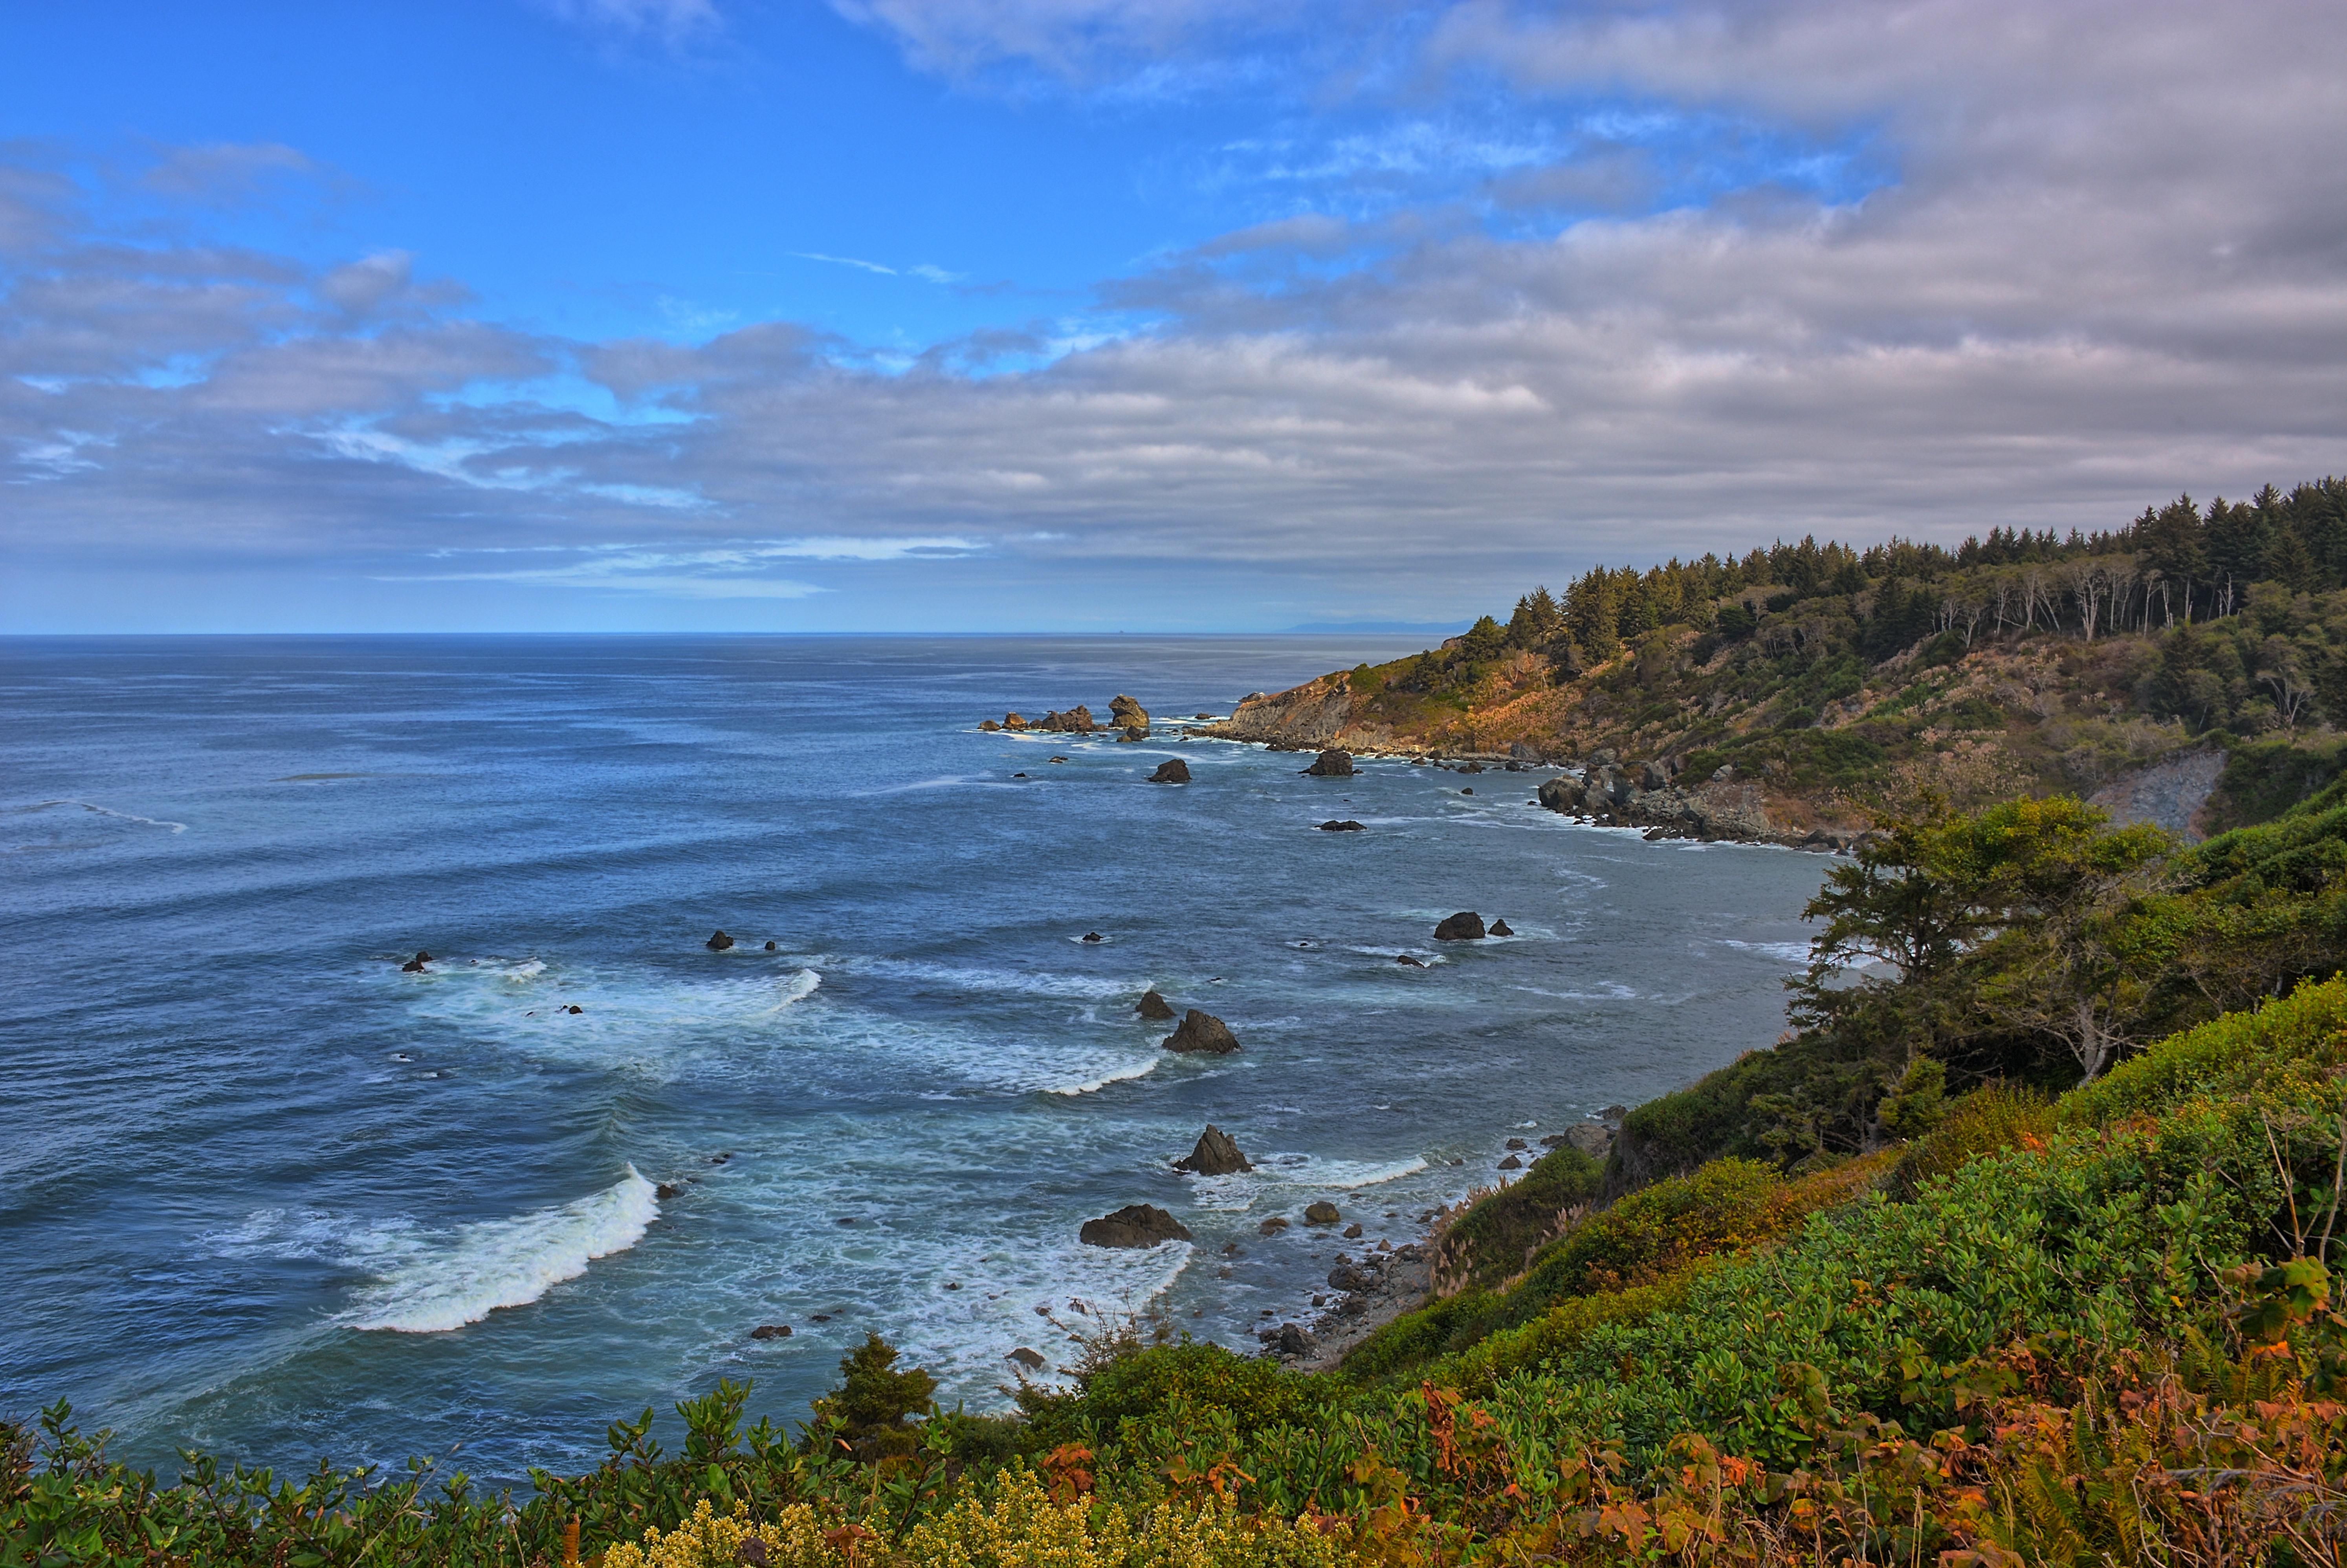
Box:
[6,4,2346,626]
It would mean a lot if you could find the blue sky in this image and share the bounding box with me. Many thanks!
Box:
[2,1,2340,632]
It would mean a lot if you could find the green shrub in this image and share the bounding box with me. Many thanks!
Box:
[1889,1083,2053,1197]
[1433,1144,1603,1287]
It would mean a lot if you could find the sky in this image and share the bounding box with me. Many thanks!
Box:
[1,1,2341,634]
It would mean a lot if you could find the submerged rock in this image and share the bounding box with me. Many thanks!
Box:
[1433,912,1487,941]
[1318,819,1366,832]
[1079,1204,1194,1248]
[1395,953,1428,968]
[401,951,433,973]
[1149,758,1192,784]
[1259,1216,1289,1235]
[707,930,735,951]
[1175,1123,1252,1175]
[1164,1009,1241,1053]
[750,1324,793,1340]
[1137,989,1177,1020]
[1302,749,1355,777]
[1304,1200,1340,1225]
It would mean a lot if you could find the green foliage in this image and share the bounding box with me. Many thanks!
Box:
[1889,1083,2054,1197]
[807,1334,939,1458]
[1432,1143,1603,1287]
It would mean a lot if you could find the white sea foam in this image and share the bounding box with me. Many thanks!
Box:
[18,799,188,832]
[345,1167,659,1334]
[765,969,821,1011]
[1045,1057,1160,1095]
[1717,939,1812,963]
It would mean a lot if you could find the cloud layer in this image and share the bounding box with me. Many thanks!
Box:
[5,0,2343,628]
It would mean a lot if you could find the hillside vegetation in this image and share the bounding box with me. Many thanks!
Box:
[1212,478,2347,837]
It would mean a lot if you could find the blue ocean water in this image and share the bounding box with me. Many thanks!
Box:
[0,635,1831,1483]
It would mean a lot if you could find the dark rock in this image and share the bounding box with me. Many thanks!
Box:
[656,1182,683,1200]
[1602,1104,1629,1126]
[750,1323,793,1340]
[978,719,1001,731]
[1396,953,1427,967]
[1302,749,1355,777]
[566,1004,583,1015]
[707,930,735,951]
[1304,1200,1340,1225]
[1039,705,1096,733]
[1080,1203,1194,1248]
[1259,1216,1290,1235]
[1082,931,1105,943]
[1326,1260,1377,1292]
[1109,695,1150,737]
[1640,760,1672,791]
[1276,1323,1317,1357]
[1489,919,1514,936]
[811,1313,831,1323]
[1049,755,1069,764]
[1643,827,1667,841]
[1318,819,1366,832]
[765,940,778,951]
[1505,1138,1527,1150]
[401,951,432,972]
[1137,989,1177,1020]
[1433,911,1487,941]
[1164,1009,1240,1053]
[1175,1123,1252,1175]
[1498,1154,1523,1170]
[1149,758,1192,784]
[1461,762,1485,773]
[1342,1222,1362,1238]
[1012,772,1028,778]
[1003,713,1029,730]
[1007,1346,1046,1371]
[1460,787,1474,795]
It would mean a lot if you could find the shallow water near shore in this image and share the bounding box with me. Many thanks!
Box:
[0,635,1830,1483]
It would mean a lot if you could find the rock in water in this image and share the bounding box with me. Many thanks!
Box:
[1163,1009,1241,1053]
[1433,912,1487,941]
[1108,695,1150,736]
[1304,1200,1340,1225]
[1175,1123,1252,1175]
[1489,919,1514,936]
[1395,953,1428,968]
[707,930,735,951]
[1003,712,1029,730]
[1137,989,1177,1020]
[978,719,1001,731]
[1079,1204,1194,1248]
[1498,1154,1523,1170]
[1149,758,1191,784]
[1318,819,1365,832]
[1082,931,1105,943]
[750,1324,792,1340]
[401,951,433,972]
[1006,1346,1046,1371]
[1302,748,1355,777]
[1040,705,1096,733]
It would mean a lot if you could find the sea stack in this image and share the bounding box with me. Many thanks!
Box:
[1149,758,1191,784]
[1303,749,1355,777]
[1163,1009,1240,1053]
[1109,695,1150,738]
[1079,1204,1194,1248]
[1136,989,1177,1020]
[1174,1124,1252,1175]
[1433,912,1487,941]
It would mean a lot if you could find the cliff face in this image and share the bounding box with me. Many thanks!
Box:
[1208,674,1362,749]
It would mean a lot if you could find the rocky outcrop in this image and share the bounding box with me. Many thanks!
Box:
[1149,758,1191,784]
[1039,706,1096,733]
[1164,1009,1241,1053]
[1537,776,1586,811]
[2089,747,2225,843]
[1002,713,1029,730]
[1318,819,1366,832]
[1079,1204,1194,1248]
[978,718,1001,731]
[1304,1200,1340,1225]
[706,931,735,951]
[1109,695,1150,738]
[1137,989,1177,1020]
[1202,674,1357,748]
[1303,748,1355,777]
[1174,1124,1252,1175]
[1434,912,1486,941]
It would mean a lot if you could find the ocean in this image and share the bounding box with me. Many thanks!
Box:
[0,635,1831,1483]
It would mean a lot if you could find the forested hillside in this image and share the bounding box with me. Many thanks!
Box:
[1214,478,2347,838]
